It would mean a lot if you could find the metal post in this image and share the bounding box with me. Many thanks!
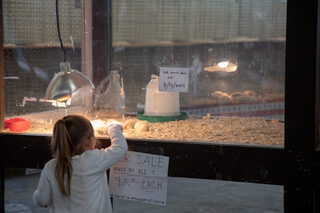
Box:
[92,0,112,86]
[81,0,93,109]
[0,0,4,131]
[284,0,320,212]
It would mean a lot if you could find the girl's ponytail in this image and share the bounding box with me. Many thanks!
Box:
[51,119,73,196]
[51,115,94,197]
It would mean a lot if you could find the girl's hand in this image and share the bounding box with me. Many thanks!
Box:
[106,121,123,135]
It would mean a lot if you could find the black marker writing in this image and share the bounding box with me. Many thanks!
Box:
[163,82,185,90]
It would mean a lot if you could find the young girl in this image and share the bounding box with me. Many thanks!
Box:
[33,115,127,213]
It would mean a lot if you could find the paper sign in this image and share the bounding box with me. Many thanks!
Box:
[109,151,169,205]
[159,67,189,92]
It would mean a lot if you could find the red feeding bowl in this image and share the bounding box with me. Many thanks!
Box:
[4,118,30,132]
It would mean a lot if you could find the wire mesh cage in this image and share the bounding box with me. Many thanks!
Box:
[112,0,286,47]
[3,0,82,115]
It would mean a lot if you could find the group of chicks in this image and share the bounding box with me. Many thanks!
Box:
[93,118,150,136]
[210,90,258,104]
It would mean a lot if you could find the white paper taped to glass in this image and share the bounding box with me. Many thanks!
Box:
[109,151,169,206]
[159,67,189,93]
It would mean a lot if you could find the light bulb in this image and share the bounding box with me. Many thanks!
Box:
[217,61,229,68]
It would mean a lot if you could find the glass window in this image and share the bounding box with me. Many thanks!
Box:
[4,171,283,212]
[1,0,286,146]
[112,178,283,213]
[111,0,285,146]
[3,0,84,113]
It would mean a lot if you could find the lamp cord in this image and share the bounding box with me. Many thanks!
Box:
[56,0,67,62]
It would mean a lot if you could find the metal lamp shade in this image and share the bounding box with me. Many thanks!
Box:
[44,69,94,100]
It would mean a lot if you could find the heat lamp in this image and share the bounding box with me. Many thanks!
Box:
[204,60,238,73]
[44,0,94,102]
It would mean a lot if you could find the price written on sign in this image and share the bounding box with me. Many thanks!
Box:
[109,151,169,206]
[159,67,189,93]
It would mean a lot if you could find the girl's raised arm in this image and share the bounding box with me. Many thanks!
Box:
[96,123,128,171]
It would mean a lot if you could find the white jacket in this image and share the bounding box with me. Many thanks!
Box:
[33,125,128,213]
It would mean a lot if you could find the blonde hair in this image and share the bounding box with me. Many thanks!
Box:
[51,115,94,196]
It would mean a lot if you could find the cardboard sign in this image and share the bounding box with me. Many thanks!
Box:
[109,151,169,205]
[159,67,189,92]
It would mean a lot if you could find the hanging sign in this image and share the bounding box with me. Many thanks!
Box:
[109,151,169,206]
[159,67,189,92]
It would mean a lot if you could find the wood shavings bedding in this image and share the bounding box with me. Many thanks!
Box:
[2,111,284,146]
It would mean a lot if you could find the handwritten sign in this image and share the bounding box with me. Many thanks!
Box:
[159,67,189,92]
[109,151,169,205]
